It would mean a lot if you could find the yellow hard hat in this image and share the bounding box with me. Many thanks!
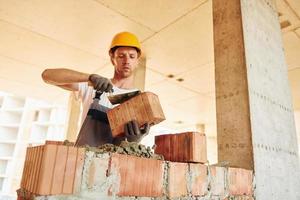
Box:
[109,32,141,55]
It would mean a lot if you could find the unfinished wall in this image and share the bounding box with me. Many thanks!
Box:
[18,150,254,200]
[18,141,254,200]
[214,0,300,199]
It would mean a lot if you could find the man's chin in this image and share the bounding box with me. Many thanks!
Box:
[121,72,132,78]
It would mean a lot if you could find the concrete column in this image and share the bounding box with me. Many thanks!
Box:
[65,92,81,142]
[134,56,146,91]
[213,0,300,199]
[214,0,254,170]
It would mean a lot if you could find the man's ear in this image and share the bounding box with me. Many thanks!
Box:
[110,53,116,66]
[137,52,141,59]
[110,57,114,66]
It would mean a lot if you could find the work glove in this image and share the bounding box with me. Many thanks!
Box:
[88,74,113,93]
[112,121,150,145]
[124,120,150,143]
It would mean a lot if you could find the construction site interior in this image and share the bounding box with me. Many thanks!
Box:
[0,0,300,200]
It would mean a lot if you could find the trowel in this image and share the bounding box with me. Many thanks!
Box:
[107,90,141,105]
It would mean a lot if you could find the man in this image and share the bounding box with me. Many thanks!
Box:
[42,32,150,146]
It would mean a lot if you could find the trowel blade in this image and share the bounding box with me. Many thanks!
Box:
[108,90,141,105]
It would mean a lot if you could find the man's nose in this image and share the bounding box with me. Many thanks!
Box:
[123,56,130,63]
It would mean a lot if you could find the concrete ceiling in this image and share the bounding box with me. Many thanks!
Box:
[0,0,299,141]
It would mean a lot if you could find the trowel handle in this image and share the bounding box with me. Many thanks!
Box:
[94,88,114,99]
[94,90,103,99]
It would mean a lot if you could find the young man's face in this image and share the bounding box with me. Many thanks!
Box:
[111,47,139,78]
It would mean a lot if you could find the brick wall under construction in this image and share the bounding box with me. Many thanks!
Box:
[17,133,254,200]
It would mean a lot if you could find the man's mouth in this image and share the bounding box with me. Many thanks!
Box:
[123,66,130,70]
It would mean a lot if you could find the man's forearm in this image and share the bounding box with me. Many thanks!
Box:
[42,68,91,85]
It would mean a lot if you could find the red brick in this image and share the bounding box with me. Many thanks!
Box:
[25,146,35,191]
[73,147,86,194]
[227,167,253,195]
[51,145,68,194]
[141,92,164,124]
[181,133,189,161]
[189,163,208,196]
[22,146,43,194]
[37,144,57,195]
[45,140,64,145]
[108,153,164,197]
[27,147,36,192]
[155,134,172,161]
[20,142,85,196]
[170,134,178,161]
[155,132,207,163]
[125,99,136,121]
[149,158,165,196]
[62,147,79,194]
[209,166,226,196]
[193,133,207,163]
[154,135,164,158]
[134,94,150,123]
[23,146,32,191]
[32,146,44,194]
[168,162,188,198]
[108,153,127,195]
[107,92,165,137]
[20,148,29,188]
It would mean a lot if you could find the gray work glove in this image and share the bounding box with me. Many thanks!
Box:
[89,74,113,92]
[124,120,150,143]
[112,121,150,145]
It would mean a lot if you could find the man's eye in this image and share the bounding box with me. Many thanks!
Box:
[130,55,136,58]
[118,55,124,58]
